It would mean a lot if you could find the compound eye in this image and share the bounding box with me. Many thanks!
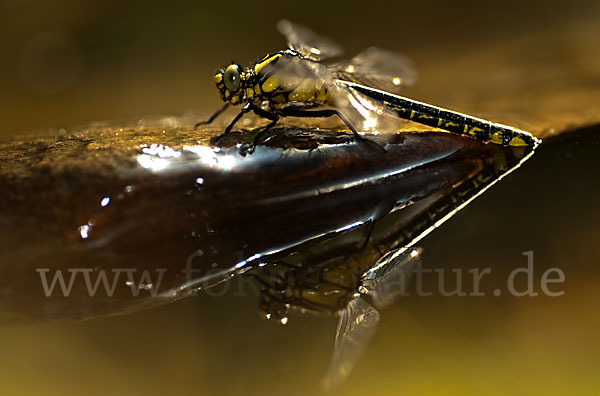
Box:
[224,64,241,92]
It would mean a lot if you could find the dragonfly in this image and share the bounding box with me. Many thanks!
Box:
[197,20,541,150]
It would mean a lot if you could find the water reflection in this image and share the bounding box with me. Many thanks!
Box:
[0,127,534,330]
[252,138,532,384]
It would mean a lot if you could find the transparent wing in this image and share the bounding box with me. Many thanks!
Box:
[323,249,421,387]
[330,47,417,93]
[324,297,380,388]
[267,54,404,135]
[259,52,334,92]
[277,20,344,61]
[360,247,422,309]
[332,80,406,135]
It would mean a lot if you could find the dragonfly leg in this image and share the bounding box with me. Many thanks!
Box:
[279,108,386,152]
[213,102,252,142]
[239,107,280,154]
[194,103,230,129]
[252,108,280,143]
[279,107,338,119]
[252,105,279,121]
[359,220,377,250]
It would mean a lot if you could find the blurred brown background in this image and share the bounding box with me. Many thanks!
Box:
[1,1,599,395]
[1,0,599,137]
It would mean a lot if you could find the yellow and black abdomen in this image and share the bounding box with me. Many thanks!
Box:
[253,51,331,108]
[339,80,540,148]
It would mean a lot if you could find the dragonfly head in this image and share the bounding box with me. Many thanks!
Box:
[214,63,247,105]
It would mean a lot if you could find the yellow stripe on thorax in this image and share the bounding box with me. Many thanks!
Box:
[254,54,281,75]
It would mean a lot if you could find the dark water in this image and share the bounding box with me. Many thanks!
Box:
[0,128,528,320]
[0,126,598,395]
